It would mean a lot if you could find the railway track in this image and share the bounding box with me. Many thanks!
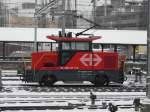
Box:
[1,85,146,93]
[0,70,146,111]
[0,92,145,111]
[1,70,146,92]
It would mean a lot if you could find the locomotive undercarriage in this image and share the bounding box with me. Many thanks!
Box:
[22,70,124,86]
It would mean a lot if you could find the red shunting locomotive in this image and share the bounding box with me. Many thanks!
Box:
[22,34,125,86]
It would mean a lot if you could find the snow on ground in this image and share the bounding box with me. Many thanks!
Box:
[2,80,37,85]
[3,108,136,112]
[0,70,146,112]
[123,74,146,87]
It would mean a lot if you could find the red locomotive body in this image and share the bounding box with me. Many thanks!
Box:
[23,36,125,86]
[32,52,118,71]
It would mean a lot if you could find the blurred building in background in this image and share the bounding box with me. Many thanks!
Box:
[1,0,77,28]
[0,0,148,29]
[94,0,147,30]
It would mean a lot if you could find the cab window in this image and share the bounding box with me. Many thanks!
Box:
[62,42,90,51]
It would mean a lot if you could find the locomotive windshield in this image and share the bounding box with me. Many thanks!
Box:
[62,42,90,51]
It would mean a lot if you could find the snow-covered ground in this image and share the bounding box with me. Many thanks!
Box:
[3,108,136,112]
[0,70,146,112]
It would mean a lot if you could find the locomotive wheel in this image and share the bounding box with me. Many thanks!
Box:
[94,75,109,86]
[39,75,56,86]
[39,80,45,86]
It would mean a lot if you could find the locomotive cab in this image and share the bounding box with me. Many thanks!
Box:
[57,38,93,66]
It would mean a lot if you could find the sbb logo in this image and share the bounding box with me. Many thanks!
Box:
[80,53,102,66]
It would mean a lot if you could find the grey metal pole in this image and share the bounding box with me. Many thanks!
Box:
[147,0,150,98]
[0,69,2,89]
[62,0,66,37]
[104,0,107,16]
[75,0,77,11]
[93,0,96,22]
[75,0,77,29]
[34,0,38,51]
[4,0,6,27]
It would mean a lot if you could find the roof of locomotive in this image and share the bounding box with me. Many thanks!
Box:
[47,36,101,42]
